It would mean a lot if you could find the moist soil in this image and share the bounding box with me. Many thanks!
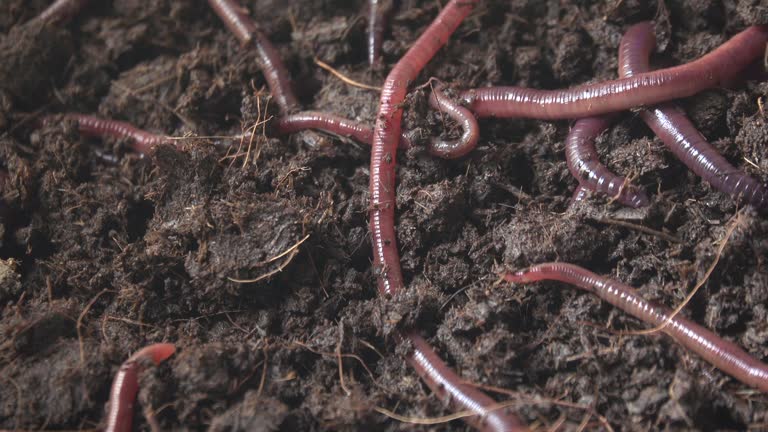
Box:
[1,1,768,430]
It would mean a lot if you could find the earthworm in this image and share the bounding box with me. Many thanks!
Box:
[42,114,169,155]
[570,184,589,205]
[503,263,768,392]
[459,25,768,119]
[367,0,393,65]
[369,1,525,429]
[427,82,480,159]
[208,0,299,113]
[407,332,527,431]
[104,343,176,432]
[619,22,768,209]
[36,0,89,24]
[370,0,473,297]
[274,111,412,149]
[565,115,649,208]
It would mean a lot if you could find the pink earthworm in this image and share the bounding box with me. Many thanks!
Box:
[564,115,649,208]
[207,0,299,113]
[503,263,768,392]
[35,0,90,24]
[104,343,176,432]
[619,22,768,209]
[570,184,589,205]
[370,0,474,297]
[427,81,480,159]
[42,114,170,155]
[368,1,526,430]
[367,0,394,65]
[274,111,412,149]
[406,332,527,431]
[458,25,768,119]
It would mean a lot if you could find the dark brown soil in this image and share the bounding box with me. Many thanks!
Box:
[1,0,768,430]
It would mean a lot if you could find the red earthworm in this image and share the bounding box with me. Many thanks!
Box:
[619,22,768,209]
[367,0,393,65]
[406,332,527,431]
[459,25,768,119]
[427,82,480,159]
[104,343,176,432]
[35,0,89,24]
[369,1,526,430]
[370,0,474,297]
[274,111,412,149]
[503,263,768,392]
[42,114,169,155]
[207,0,299,114]
[565,115,649,208]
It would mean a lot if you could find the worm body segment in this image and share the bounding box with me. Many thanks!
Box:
[565,116,649,208]
[367,0,393,65]
[36,0,89,24]
[461,26,768,119]
[504,263,768,392]
[407,332,528,431]
[48,114,169,155]
[619,22,768,209]
[105,343,176,432]
[428,82,480,159]
[208,0,299,113]
[274,111,411,148]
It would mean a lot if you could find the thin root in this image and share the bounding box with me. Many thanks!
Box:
[623,210,742,336]
[315,58,382,91]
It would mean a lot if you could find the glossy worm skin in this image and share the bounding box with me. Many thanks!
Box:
[36,0,89,24]
[104,343,176,432]
[504,263,768,392]
[619,22,768,210]
[369,1,526,430]
[274,111,412,149]
[46,114,169,155]
[407,332,528,432]
[207,0,299,113]
[370,0,473,297]
[428,82,480,159]
[565,115,649,208]
[570,184,589,205]
[367,0,393,65]
[460,25,768,119]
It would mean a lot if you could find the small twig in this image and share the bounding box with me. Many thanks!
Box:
[336,321,352,396]
[471,383,615,432]
[266,234,311,264]
[594,217,680,243]
[374,400,518,426]
[292,341,378,384]
[227,249,299,283]
[257,344,269,397]
[105,315,157,328]
[77,289,113,365]
[624,211,741,336]
[227,234,310,283]
[314,58,381,91]
[358,339,385,360]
